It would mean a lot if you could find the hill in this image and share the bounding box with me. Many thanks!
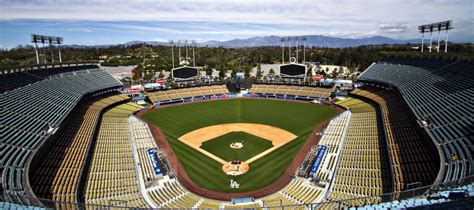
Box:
[122,35,419,48]
[199,35,419,48]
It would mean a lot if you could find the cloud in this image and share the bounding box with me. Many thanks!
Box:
[377,23,407,33]
[66,28,94,33]
[326,31,379,39]
[0,0,473,47]
[152,38,168,42]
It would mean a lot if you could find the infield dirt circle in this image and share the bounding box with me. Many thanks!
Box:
[222,161,249,176]
[178,123,297,174]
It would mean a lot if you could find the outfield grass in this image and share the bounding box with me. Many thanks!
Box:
[200,131,274,162]
[141,99,337,193]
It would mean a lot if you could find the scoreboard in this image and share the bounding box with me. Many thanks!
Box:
[280,64,306,78]
[172,67,198,80]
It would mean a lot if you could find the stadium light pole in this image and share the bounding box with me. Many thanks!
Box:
[170,41,175,69]
[445,29,449,53]
[185,40,188,66]
[303,36,307,64]
[31,34,40,64]
[288,37,291,62]
[58,45,62,63]
[192,40,196,67]
[419,21,452,54]
[57,37,62,63]
[296,38,299,63]
[444,21,451,53]
[41,37,47,64]
[429,26,433,53]
[280,37,285,64]
[178,41,181,65]
[420,28,425,53]
[437,24,441,53]
[48,37,54,63]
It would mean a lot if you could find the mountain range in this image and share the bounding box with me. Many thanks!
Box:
[122,35,420,48]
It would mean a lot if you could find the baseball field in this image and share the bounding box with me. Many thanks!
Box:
[141,98,337,193]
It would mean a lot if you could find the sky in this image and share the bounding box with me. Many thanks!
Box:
[0,0,473,49]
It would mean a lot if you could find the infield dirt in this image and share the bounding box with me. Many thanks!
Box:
[178,123,297,165]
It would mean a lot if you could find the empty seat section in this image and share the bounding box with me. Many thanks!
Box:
[84,103,147,208]
[1,66,122,205]
[325,98,390,207]
[30,94,128,204]
[352,88,438,197]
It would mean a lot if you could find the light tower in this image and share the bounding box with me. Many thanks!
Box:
[280,36,307,82]
[418,21,452,53]
[170,39,196,67]
[31,34,64,64]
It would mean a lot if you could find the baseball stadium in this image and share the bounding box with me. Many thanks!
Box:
[1,7,474,210]
[2,52,473,209]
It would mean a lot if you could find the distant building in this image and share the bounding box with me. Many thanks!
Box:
[335,79,353,90]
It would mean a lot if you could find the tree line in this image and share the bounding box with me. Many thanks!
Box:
[2,43,472,78]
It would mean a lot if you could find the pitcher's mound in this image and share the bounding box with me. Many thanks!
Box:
[230,142,244,149]
[222,160,249,176]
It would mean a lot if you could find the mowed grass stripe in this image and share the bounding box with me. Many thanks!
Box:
[142,99,337,193]
[165,133,229,185]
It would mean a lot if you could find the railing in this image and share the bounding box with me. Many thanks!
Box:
[262,175,474,209]
[4,175,472,209]
[144,80,335,91]
[2,193,131,209]
[254,80,334,87]
[0,61,99,75]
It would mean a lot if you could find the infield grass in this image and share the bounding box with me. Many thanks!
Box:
[200,131,273,162]
[141,98,337,193]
